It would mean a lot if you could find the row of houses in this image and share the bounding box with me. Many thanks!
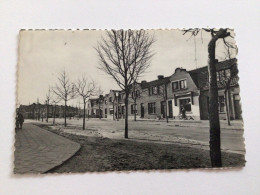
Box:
[17,103,79,119]
[87,59,242,120]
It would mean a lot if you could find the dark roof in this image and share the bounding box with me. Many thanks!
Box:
[140,76,170,89]
[188,58,238,89]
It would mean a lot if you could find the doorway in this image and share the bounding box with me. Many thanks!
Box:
[168,100,173,118]
[141,103,144,118]
[161,101,166,118]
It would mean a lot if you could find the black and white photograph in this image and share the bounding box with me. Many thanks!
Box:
[15,29,245,174]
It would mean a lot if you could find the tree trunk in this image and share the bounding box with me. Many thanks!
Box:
[165,84,169,123]
[46,102,49,123]
[208,32,223,167]
[83,102,86,130]
[165,101,169,123]
[117,97,119,121]
[53,105,56,125]
[225,90,231,126]
[134,98,137,121]
[113,100,115,120]
[99,102,101,120]
[124,93,129,138]
[64,100,67,127]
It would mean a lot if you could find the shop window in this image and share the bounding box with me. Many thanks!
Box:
[179,98,191,112]
[148,102,156,114]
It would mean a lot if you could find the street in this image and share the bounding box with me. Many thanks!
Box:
[30,118,245,154]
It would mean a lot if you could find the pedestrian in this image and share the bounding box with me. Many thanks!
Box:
[18,113,24,129]
[181,105,186,120]
[15,114,19,129]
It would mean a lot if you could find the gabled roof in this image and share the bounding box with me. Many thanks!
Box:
[188,58,238,90]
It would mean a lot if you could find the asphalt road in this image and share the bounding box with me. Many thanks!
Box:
[29,118,245,154]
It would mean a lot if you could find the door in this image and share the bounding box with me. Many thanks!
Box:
[161,101,166,118]
[168,100,173,118]
[233,94,242,119]
[141,103,144,118]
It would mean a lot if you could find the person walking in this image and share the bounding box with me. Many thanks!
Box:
[15,114,19,129]
[18,113,24,129]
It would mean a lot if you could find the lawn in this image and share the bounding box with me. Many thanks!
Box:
[36,123,245,173]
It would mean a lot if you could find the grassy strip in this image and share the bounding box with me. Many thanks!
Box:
[36,123,245,173]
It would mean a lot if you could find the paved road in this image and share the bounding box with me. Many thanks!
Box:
[14,123,80,174]
[38,118,245,154]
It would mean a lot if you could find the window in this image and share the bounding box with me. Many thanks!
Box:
[148,102,156,114]
[152,86,157,95]
[180,80,187,89]
[109,97,112,102]
[136,90,140,97]
[132,90,140,98]
[172,81,179,91]
[131,104,137,114]
[218,96,225,112]
[225,69,231,78]
[105,108,107,114]
[158,85,161,95]
[172,80,187,91]
[150,86,158,95]
[217,69,231,81]
[109,109,114,114]
[179,98,191,112]
[105,100,107,105]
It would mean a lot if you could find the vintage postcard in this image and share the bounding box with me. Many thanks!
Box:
[15,29,245,174]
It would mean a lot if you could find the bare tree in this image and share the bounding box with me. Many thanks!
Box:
[130,81,138,121]
[183,28,234,167]
[218,46,238,125]
[96,87,104,120]
[74,75,96,130]
[96,30,155,138]
[52,70,75,127]
[49,91,61,125]
[45,87,51,123]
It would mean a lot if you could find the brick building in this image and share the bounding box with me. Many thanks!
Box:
[84,59,242,121]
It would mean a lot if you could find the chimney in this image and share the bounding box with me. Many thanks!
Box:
[158,75,164,80]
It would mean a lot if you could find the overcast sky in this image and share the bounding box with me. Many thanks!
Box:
[17,29,236,107]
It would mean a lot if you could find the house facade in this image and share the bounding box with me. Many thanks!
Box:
[86,59,242,121]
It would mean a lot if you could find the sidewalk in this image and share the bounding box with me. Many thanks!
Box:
[14,123,81,174]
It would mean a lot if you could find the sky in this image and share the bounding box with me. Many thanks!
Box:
[17,29,236,107]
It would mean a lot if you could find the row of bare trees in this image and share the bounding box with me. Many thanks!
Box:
[40,71,98,130]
